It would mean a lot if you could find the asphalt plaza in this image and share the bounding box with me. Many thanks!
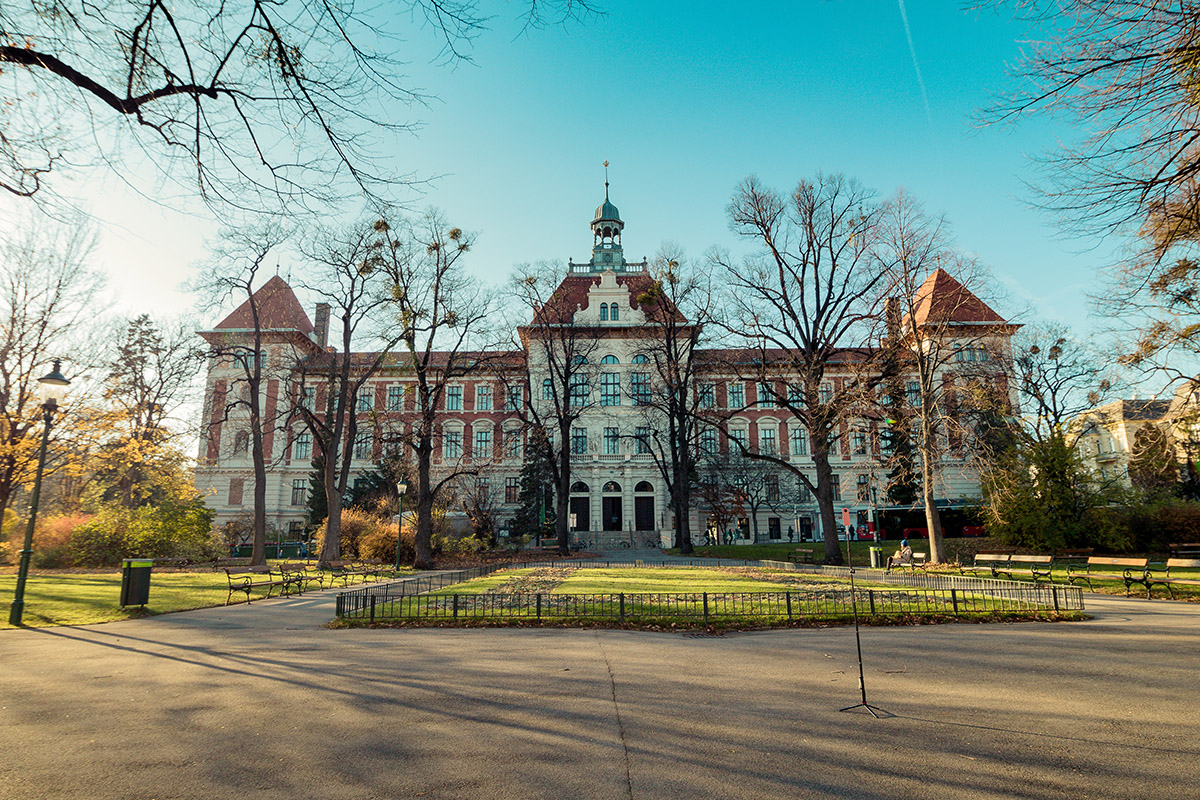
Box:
[1,572,1197,799]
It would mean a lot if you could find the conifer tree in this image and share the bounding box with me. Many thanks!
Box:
[511,430,556,542]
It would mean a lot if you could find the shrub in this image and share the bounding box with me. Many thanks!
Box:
[314,508,398,560]
[66,498,220,566]
[31,514,92,568]
[359,520,416,563]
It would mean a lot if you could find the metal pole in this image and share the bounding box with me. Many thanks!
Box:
[9,406,53,626]
[394,492,404,573]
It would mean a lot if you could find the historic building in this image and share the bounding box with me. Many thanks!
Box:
[195,189,1016,546]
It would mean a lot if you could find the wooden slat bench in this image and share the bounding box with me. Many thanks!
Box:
[1144,558,1200,599]
[787,549,816,565]
[960,552,1015,578]
[887,551,927,572]
[1066,557,1153,595]
[224,566,298,604]
[1168,543,1200,559]
[1009,555,1053,582]
[324,560,370,587]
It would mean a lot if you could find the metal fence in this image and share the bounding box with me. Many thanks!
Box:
[336,582,1083,623]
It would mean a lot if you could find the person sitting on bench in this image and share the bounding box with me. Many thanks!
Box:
[886,539,913,571]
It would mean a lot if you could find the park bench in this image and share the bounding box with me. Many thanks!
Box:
[787,549,816,565]
[960,551,1017,578]
[212,557,249,571]
[886,551,927,573]
[1053,549,1094,569]
[1008,555,1053,582]
[324,560,370,587]
[1168,543,1200,559]
[1066,557,1153,595]
[224,566,298,604]
[1139,558,1200,599]
[359,558,389,579]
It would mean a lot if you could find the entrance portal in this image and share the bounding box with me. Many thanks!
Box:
[602,497,622,531]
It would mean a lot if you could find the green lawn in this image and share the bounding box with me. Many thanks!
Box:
[433,567,850,595]
[668,541,884,565]
[0,571,235,628]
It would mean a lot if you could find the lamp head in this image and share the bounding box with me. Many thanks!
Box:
[38,359,70,410]
[396,480,408,496]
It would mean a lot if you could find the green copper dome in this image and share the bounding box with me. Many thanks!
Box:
[594,198,621,223]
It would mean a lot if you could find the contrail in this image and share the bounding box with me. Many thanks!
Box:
[897,0,934,130]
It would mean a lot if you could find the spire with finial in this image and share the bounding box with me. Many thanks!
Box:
[604,159,610,200]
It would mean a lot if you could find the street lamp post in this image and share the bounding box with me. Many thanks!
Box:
[9,360,70,626]
[394,480,408,573]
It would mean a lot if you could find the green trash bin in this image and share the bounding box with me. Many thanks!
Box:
[868,547,883,569]
[120,558,154,608]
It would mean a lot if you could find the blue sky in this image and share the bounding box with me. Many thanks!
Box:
[1,2,1112,333]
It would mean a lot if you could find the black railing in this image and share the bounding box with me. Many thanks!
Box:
[337,582,1084,622]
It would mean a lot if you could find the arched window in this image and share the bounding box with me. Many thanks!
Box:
[610,303,619,321]
[542,378,553,400]
[601,355,619,365]
[570,481,590,493]
[602,481,621,493]
[634,481,653,493]
[599,303,609,321]
[631,354,649,364]
[573,355,588,366]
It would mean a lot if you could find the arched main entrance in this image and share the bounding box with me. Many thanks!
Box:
[601,481,622,531]
[634,480,654,531]
[569,481,590,531]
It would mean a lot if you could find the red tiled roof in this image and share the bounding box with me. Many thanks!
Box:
[908,269,1006,327]
[532,273,686,324]
[214,276,315,335]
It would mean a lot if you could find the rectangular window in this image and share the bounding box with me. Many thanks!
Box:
[293,431,312,461]
[700,429,717,455]
[819,383,833,404]
[796,479,812,503]
[857,474,871,501]
[475,429,492,459]
[766,474,780,502]
[604,427,620,455]
[291,479,307,506]
[387,385,405,411]
[729,382,745,409]
[300,386,315,411]
[446,386,463,411]
[906,381,921,407]
[787,384,803,405]
[571,427,588,455]
[790,427,808,456]
[768,517,781,540]
[852,430,867,455]
[730,429,748,451]
[504,430,523,459]
[569,374,590,407]
[288,521,304,540]
[353,431,372,459]
[357,386,374,413]
[758,382,775,408]
[635,426,651,455]
[506,385,523,411]
[831,476,841,502]
[760,427,777,455]
[505,477,520,504]
[443,430,462,459]
[476,384,493,411]
[631,373,650,406]
[828,433,839,456]
[699,384,715,409]
[601,372,621,406]
[228,477,244,506]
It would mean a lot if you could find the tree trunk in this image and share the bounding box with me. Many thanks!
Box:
[921,444,946,564]
[414,446,435,569]
[812,447,844,565]
[249,403,267,566]
[556,444,570,555]
[319,447,341,567]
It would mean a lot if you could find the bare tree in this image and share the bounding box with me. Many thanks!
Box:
[880,192,1015,563]
[376,210,499,568]
[628,247,715,554]
[508,261,602,555]
[0,214,101,525]
[1,0,595,206]
[713,174,892,565]
[197,224,288,565]
[288,220,396,567]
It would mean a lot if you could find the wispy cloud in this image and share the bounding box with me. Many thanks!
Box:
[897,0,934,130]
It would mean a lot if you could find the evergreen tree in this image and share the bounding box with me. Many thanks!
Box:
[305,456,328,531]
[511,431,555,542]
[879,303,920,506]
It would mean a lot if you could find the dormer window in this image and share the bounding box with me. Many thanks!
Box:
[600,303,609,321]
[610,303,619,321]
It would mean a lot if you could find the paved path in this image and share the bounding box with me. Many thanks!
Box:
[2,574,1197,799]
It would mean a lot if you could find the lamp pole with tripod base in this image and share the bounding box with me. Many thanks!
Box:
[394,480,409,574]
[8,360,71,627]
[837,505,885,718]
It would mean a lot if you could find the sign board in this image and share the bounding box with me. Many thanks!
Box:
[841,507,851,528]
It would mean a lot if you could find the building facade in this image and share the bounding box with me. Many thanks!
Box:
[195,191,1016,546]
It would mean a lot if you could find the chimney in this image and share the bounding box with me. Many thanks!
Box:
[313,303,330,348]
